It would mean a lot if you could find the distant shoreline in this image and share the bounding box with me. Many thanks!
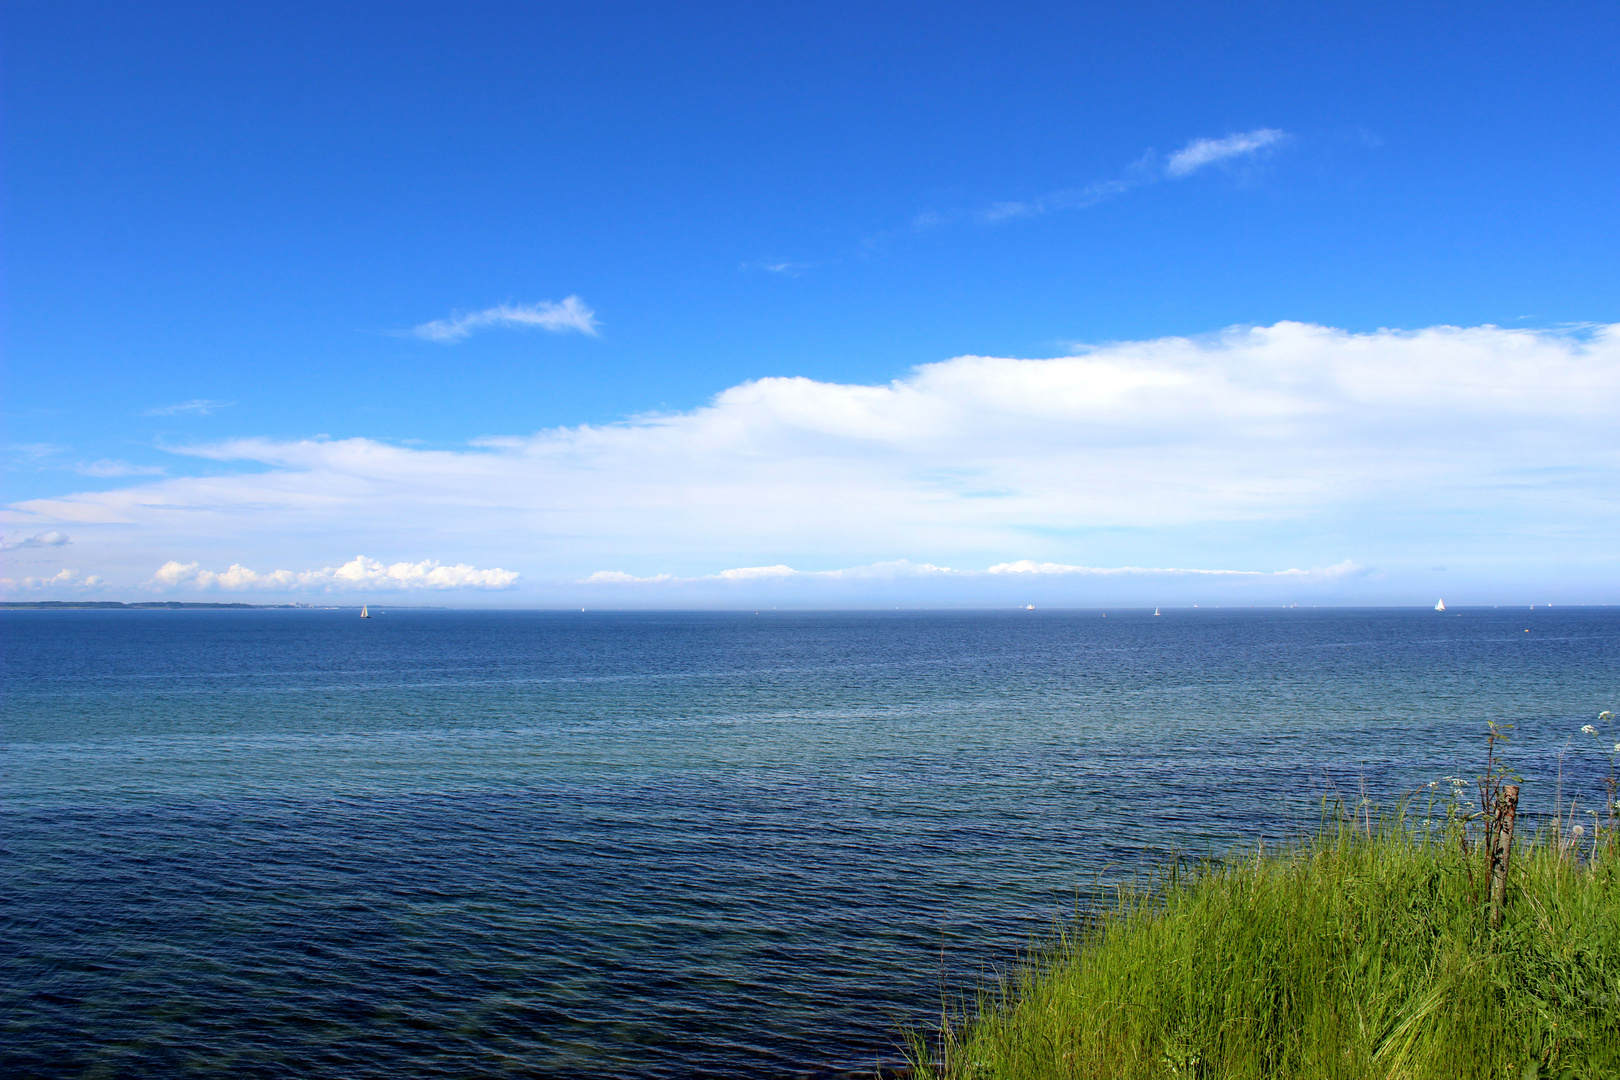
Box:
[2,602,1614,612]
[2,601,319,610]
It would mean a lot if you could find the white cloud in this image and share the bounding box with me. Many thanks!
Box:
[975,178,1138,224]
[0,567,101,591]
[979,201,1038,223]
[744,260,812,275]
[985,559,1368,581]
[144,399,235,417]
[151,560,198,586]
[7,322,1620,602]
[717,560,955,581]
[583,558,1364,586]
[717,564,800,580]
[409,297,599,343]
[583,570,674,584]
[76,459,167,477]
[1,530,71,550]
[959,130,1285,226]
[8,443,69,461]
[150,556,519,592]
[1166,128,1288,178]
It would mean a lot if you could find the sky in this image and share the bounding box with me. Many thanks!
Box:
[4,0,1618,607]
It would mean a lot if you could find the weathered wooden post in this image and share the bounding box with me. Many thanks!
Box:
[1488,784,1520,929]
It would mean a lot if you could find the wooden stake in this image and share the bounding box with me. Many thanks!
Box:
[1489,784,1520,929]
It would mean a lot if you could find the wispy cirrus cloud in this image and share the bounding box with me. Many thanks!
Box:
[974,178,1140,224]
[4,445,168,478]
[408,297,599,343]
[1166,128,1288,177]
[917,127,1291,230]
[144,399,235,417]
[149,555,519,592]
[742,259,814,276]
[75,459,167,478]
[6,443,69,463]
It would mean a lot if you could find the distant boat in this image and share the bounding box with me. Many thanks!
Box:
[360,605,371,619]
[1435,599,1445,611]
[1153,607,1161,616]
[1025,604,1035,610]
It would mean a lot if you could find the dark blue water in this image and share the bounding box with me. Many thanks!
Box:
[4,608,1617,1078]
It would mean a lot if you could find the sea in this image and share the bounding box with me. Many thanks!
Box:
[3,607,1617,1078]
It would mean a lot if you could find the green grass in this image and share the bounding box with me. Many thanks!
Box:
[908,812,1620,1080]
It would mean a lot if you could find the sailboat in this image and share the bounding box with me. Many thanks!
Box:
[1435,599,1445,612]
[360,604,371,619]
[1153,607,1161,616]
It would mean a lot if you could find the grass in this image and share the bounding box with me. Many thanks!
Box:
[906,807,1620,1079]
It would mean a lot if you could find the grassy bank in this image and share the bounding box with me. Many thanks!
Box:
[909,810,1620,1079]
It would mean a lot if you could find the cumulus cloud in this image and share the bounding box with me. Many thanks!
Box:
[7,322,1620,600]
[1166,128,1288,177]
[2,530,71,550]
[409,297,599,343]
[0,567,101,591]
[144,399,234,417]
[150,556,519,592]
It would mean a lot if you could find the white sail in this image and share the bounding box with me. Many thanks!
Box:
[360,604,370,619]
[1435,599,1445,611]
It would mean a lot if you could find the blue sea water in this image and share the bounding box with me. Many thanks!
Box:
[3,607,1617,1078]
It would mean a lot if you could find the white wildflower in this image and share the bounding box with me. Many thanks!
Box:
[1582,724,1598,735]
[1571,824,1585,838]
[1601,711,1614,720]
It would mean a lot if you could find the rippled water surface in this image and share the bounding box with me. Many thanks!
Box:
[4,608,1617,1077]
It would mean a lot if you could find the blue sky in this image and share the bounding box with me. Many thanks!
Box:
[5,1,1619,605]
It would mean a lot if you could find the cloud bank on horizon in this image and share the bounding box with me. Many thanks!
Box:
[581,556,1368,588]
[6,320,1619,604]
[150,555,519,591]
